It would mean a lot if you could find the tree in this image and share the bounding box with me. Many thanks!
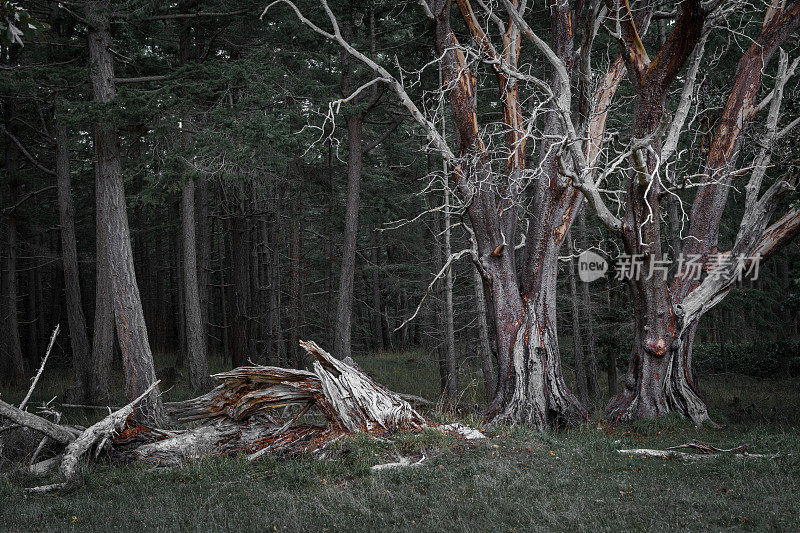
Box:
[604,0,800,425]
[86,0,162,423]
[269,0,629,427]
[178,8,212,392]
[55,119,92,401]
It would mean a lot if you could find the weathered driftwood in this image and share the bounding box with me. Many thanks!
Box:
[619,441,778,461]
[371,455,427,471]
[18,325,60,412]
[26,381,160,493]
[3,341,439,491]
[129,341,426,465]
[0,399,80,445]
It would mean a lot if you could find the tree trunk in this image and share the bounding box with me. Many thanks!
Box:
[87,0,162,423]
[605,279,619,395]
[443,185,457,404]
[567,231,588,405]
[197,172,211,350]
[333,114,362,361]
[27,263,40,364]
[607,315,709,426]
[369,228,388,352]
[578,210,600,403]
[230,206,250,367]
[173,228,186,368]
[491,252,587,429]
[181,162,212,391]
[289,188,302,368]
[55,121,91,401]
[429,194,449,394]
[472,263,496,403]
[2,107,24,384]
[90,189,114,403]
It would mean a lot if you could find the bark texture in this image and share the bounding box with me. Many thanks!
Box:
[333,114,362,360]
[55,120,91,400]
[607,0,800,426]
[87,0,162,423]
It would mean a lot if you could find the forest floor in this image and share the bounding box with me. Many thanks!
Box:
[1,351,799,531]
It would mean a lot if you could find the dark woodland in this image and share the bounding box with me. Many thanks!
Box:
[1,0,800,529]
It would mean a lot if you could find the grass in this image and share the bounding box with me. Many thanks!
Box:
[1,350,799,531]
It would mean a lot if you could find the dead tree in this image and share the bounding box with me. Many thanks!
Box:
[603,0,800,426]
[265,0,627,429]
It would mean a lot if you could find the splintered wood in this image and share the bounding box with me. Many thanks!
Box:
[4,341,485,492]
[122,341,427,465]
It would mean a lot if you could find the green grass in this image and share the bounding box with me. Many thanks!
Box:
[1,350,799,531]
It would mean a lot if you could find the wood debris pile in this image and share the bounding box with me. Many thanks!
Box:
[1,341,437,492]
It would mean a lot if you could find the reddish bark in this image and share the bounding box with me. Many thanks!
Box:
[607,0,800,425]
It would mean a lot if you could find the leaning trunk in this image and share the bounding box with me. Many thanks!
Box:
[87,0,162,423]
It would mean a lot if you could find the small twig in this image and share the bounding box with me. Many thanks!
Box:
[59,403,123,410]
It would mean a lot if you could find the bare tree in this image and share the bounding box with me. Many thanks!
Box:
[604,0,800,425]
[266,0,626,427]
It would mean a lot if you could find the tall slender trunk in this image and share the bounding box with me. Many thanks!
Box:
[472,263,496,402]
[270,192,284,365]
[2,106,24,384]
[333,115,362,360]
[578,210,600,403]
[218,218,231,365]
[325,140,335,341]
[369,228,388,352]
[55,121,91,400]
[606,279,618,395]
[443,185,457,404]
[178,12,211,388]
[430,195,448,394]
[181,163,211,391]
[87,0,161,423]
[173,229,186,368]
[289,188,302,368]
[26,263,40,363]
[230,204,250,367]
[197,172,211,348]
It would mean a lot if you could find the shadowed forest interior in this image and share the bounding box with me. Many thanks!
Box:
[1,0,800,528]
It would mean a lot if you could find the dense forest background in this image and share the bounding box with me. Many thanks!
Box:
[2,0,799,422]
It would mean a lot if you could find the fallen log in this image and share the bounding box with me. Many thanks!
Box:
[0,399,80,445]
[26,381,161,493]
[130,341,426,464]
[6,341,481,492]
